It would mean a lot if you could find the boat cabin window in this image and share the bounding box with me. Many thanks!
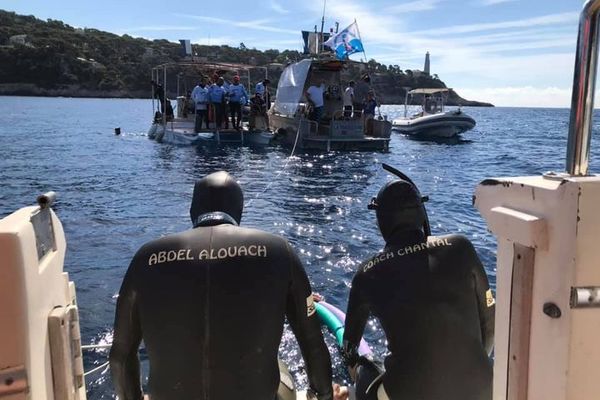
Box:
[424,96,442,114]
[304,71,343,121]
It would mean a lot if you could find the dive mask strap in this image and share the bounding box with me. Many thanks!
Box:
[194,211,238,228]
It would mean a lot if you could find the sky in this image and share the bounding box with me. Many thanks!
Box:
[1,0,588,107]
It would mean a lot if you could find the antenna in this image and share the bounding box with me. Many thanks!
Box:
[320,0,327,54]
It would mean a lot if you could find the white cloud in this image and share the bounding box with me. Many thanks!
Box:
[457,86,572,107]
[270,0,290,14]
[192,36,238,46]
[479,0,518,6]
[116,26,197,33]
[412,12,579,35]
[386,0,442,14]
[176,14,297,35]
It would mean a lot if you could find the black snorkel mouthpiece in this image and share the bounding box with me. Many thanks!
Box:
[370,164,432,239]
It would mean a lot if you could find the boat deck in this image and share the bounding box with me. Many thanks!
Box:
[153,116,273,146]
[303,136,389,151]
[164,118,245,135]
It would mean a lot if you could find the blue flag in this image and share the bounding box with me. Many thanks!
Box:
[323,21,364,60]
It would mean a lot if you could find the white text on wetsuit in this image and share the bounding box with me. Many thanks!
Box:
[148,245,268,266]
[363,238,452,272]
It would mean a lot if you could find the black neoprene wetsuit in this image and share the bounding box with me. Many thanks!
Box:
[344,231,495,400]
[109,219,333,400]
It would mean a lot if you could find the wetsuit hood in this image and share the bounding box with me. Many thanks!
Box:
[190,171,243,226]
[369,179,427,242]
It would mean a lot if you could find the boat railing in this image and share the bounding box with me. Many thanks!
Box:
[299,118,319,137]
[566,0,600,176]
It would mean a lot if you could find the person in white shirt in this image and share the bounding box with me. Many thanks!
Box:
[306,80,326,121]
[191,76,210,132]
[343,81,355,118]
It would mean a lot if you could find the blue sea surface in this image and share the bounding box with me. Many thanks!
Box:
[1,96,598,397]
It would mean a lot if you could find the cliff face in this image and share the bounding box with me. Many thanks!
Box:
[0,10,493,106]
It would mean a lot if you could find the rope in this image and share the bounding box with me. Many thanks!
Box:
[244,122,302,207]
[84,361,109,377]
[81,344,112,350]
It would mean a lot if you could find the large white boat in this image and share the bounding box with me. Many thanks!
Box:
[392,88,476,138]
[269,58,392,151]
[147,61,274,147]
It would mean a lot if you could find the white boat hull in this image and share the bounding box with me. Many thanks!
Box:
[392,111,476,138]
[161,128,203,145]
[149,122,274,147]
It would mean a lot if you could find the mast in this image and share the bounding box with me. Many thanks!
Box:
[319,0,326,54]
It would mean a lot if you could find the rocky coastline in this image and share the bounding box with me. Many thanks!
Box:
[0,83,493,107]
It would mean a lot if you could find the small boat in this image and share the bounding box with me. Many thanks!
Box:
[148,61,274,147]
[149,118,273,147]
[392,88,476,138]
[269,58,392,151]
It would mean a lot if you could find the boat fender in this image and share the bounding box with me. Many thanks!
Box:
[148,124,158,139]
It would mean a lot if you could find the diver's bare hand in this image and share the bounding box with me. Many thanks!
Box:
[333,383,349,400]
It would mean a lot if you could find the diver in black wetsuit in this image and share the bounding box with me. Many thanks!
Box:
[342,177,495,400]
[109,171,334,400]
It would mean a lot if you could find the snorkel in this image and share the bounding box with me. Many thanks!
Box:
[368,163,432,238]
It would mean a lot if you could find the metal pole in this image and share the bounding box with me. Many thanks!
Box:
[151,69,155,113]
[320,0,326,54]
[163,66,167,127]
[566,0,600,176]
[353,19,369,65]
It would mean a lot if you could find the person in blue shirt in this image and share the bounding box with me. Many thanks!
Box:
[228,76,248,130]
[362,91,377,135]
[209,77,226,130]
[255,79,271,110]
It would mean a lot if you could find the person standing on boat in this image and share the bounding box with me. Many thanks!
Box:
[352,74,371,115]
[228,75,249,130]
[222,77,231,129]
[343,81,355,118]
[192,77,210,132]
[151,80,165,113]
[306,80,326,122]
[255,78,271,110]
[109,171,334,400]
[341,175,495,400]
[362,92,377,135]
[209,76,227,130]
[249,92,268,131]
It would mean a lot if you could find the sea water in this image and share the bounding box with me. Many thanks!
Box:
[1,96,598,397]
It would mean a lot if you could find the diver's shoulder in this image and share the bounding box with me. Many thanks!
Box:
[133,232,187,255]
[357,249,395,274]
[428,233,475,251]
[229,225,287,241]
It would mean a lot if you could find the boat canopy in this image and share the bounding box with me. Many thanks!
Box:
[409,88,450,95]
[272,59,312,117]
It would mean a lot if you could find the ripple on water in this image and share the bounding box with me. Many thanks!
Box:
[1,98,599,394]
